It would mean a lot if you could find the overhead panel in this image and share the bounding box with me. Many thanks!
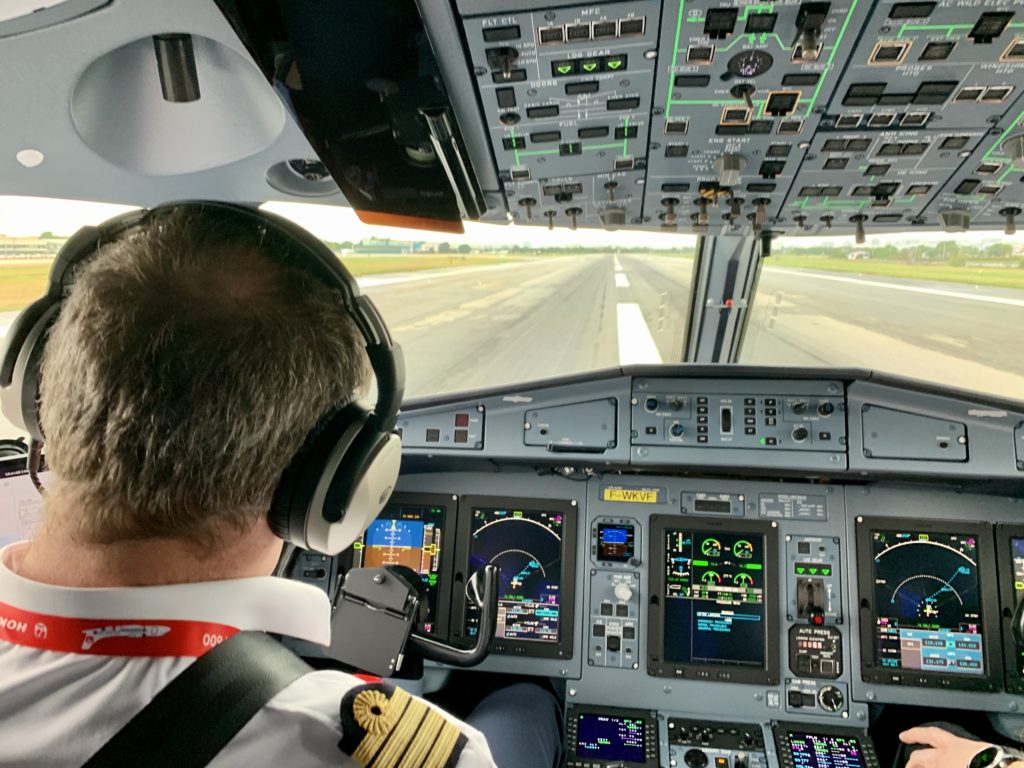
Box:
[783,0,1024,235]
[647,0,870,236]
[447,0,1024,236]
[461,3,657,232]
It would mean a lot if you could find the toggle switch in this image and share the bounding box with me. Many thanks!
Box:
[518,197,536,223]
[850,214,867,244]
[485,46,520,80]
[545,210,556,230]
[566,206,582,230]
[662,197,679,226]
[1001,206,1020,236]
[820,215,834,230]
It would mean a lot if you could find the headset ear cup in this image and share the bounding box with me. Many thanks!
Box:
[305,431,401,555]
[0,300,61,442]
[268,404,368,549]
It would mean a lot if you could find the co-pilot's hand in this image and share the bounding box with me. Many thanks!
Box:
[899,727,991,768]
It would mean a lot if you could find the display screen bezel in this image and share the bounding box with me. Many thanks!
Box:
[566,705,658,768]
[453,495,578,659]
[773,723,879,768]
[995,524,1024,694]
[353,492,458,641]
[647,515,781,685]
[855,516,1002,692]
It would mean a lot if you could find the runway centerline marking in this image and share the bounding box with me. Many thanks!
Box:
[767,267,1024,308]
[615,273,630,288]
[617,303,662,365]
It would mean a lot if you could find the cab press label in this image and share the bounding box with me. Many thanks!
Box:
[602,486,663,504]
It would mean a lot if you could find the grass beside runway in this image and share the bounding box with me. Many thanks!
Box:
[769,256,1024,291]
[0,254,528,311]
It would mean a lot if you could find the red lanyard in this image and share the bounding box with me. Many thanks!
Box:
[0,601,239,657]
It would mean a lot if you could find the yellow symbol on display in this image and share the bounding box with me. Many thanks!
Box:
[423,544,439,556]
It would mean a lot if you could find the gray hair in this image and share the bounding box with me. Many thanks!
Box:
[39,208,369,544]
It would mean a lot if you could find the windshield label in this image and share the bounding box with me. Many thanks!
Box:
[602,485,664,504]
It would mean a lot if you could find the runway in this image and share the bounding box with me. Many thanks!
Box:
[0,253,1020,440]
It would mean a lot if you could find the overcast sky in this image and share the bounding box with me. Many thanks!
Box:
[0,195,1019,250]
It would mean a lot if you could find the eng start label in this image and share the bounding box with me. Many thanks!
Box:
[601,485,664,504]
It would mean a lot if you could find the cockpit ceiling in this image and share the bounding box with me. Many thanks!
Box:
[1,0,1021,238]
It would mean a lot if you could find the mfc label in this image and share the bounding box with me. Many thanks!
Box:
[758,493,827,520]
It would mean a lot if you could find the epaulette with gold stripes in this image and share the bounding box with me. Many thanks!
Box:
[338,681,469,768]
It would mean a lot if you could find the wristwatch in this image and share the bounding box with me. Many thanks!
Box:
[969,745,1024,768]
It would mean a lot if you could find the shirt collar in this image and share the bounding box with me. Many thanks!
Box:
[0,542,331,646]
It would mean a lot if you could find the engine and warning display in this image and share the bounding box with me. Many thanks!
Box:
[464,502,567,646]
[354,499,447,635]
[661,529,768,668]
[649,517,779,684]
[869,529,984,676]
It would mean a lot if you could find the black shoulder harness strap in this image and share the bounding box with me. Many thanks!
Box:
[83,631,312,768]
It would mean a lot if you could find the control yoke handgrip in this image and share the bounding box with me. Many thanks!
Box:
[408,565,499,667]
[1012,597,1024,647]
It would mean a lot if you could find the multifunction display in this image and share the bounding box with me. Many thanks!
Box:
[466,504,565,644]
[576,713,645,763]
[598,523,635,563]
[567,706,658,767]
[354,498,449,635]
[869,530,984,676]
[649,517,779,684]
[664,530,767,667]
[786,733,866,768]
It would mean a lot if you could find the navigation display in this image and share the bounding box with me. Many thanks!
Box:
[575,713,645,763]
[662,529,767,668]
[465,503,565,644]
[787,733,866,768]
[869,530,984,676]
[354,499,447,635]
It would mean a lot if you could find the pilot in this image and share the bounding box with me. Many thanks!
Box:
[0,204,562,767]
[900,726,1024,768]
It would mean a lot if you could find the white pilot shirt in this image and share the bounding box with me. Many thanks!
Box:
[0,542,497,767]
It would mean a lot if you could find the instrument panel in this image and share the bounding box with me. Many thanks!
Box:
[288,370,1024,767]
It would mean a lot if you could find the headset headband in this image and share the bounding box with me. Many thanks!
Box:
[0,201,405,434]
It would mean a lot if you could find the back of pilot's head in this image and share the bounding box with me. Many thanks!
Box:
[39,207,369,544]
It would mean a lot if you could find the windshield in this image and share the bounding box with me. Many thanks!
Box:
[262,202,695,398]
[740,235,1024,401]
[0,198,694,441]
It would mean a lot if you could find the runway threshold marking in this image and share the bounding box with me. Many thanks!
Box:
[768,267,1024,308]
[615,273,630,288]
[617,303,662,365]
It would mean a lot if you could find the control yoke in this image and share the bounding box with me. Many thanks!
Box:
[324,564,499,677]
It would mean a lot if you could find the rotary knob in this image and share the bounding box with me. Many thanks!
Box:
[817,685,844,713]
[613,582,634,602]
